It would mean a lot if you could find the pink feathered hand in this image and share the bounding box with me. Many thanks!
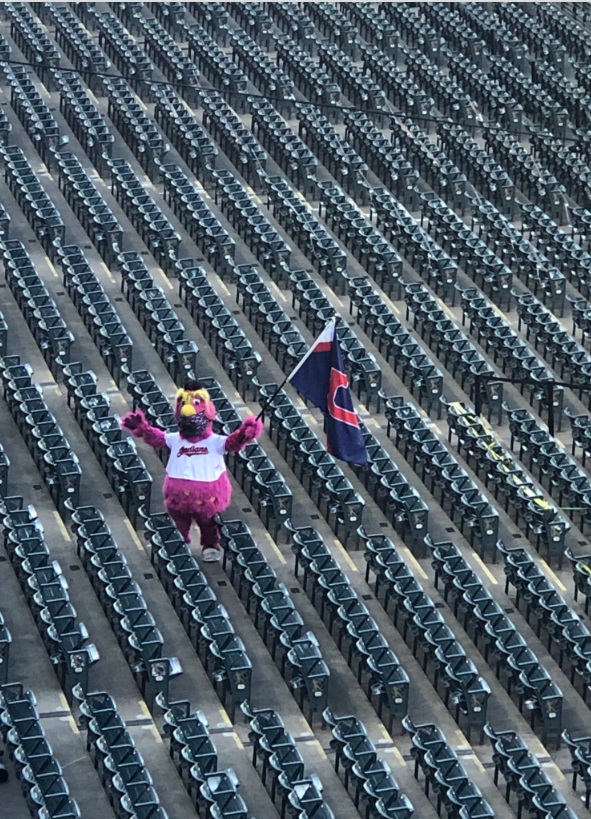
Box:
[225,415,264,453]
[120,409,168,450]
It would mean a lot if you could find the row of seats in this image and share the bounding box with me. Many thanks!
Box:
[530,129,591,210]
[159,694,251,819]
[55,151,124,267]
[267,2,316,54]
[296,104,370,203]
[349,277,444,412]
[153,86,217,183]
[231,28,295,117]
[428,537,562,749]
[468,197,566,313]
[500,536,591,707]
[445,402,569,562]
[343,110,420,211]
[143,510,252,722]
[356,526,490,744]
[483,124,567,219]
[103,75,169,179]
[520,203,591,299]
[243,702,335,818]
[62,363,152,525]
[2,239,74,377]
[317,40,388,122]
[1,682,81,819]
[139,14,199,99]
[323,708,413,818]
[187,1,230,46]
[459,287,565,423]
[250,96,318,197]
[200,90,267,189]
[254,379,371,548]
[319,182,404,299]
[1,145,65,259]
[263,172,346,292]
[74,687,168,819]
[403,282,499,417]
[382,395,499,558]
[346,5,397,57]
[177,263,263,400]
[284,520,410,734]
[274,37,341,115]
[55,70,114,177]
[40,2,110,93]
[234,262,306,372]
[220,518,329,725]
[514,290,591,401]
[70,503,183,711]
[5,2,59,88]
[108,159,180,274]
[369,186,459,303]
[161,163,235,277]
[391,112,468,212]
[183,20,248,105]
[96,9,154,96]
[117,251,198,384]
[3,487,99,691]
[380,4,444,65]
[536,2,590,62]
[484,724,575,819]
[437,123,515,216]
[57,243,132,386]
[222,2,273,48]
[2,63,65,171]
[404,716,494,819]
[304,1,359,59]
[563,728,591,808]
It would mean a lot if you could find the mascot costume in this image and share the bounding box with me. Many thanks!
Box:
[120,380,263,561]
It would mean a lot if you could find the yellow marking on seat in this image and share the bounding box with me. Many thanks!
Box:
[47,258,60,278]
[233,733,244,750]
[138,700,152,719]
[471,552,497,585]
[125,520,144,551]
[218,280,231,296]
[391,303,400,314]
[432,424,442,435]
[53,511,71,542]
[150,725,163,743]
[58,692,70,711]
[539,560,567,592]
[67,716,79,734]
[333,539,358,573]
[402,547,428,579]
[265,532,286,565]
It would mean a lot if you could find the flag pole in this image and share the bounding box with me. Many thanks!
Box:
[255,374,291,421]
[255,317,337,421]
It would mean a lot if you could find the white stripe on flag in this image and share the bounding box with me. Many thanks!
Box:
[286,317,336,384]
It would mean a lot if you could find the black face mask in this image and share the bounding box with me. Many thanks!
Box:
[178,412,209,439]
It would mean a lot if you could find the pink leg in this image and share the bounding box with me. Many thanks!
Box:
[167,507,193,544]
[193,513,221,550]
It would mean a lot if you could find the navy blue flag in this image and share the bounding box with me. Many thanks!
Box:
[289,319,368,465]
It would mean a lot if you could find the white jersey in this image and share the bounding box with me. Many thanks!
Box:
[164,432,227,482]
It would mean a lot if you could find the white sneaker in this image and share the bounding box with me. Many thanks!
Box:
[202,547,222,563]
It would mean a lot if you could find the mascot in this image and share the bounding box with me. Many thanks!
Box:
[120,380,263,561]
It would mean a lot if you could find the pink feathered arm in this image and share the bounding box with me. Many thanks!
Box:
[120,409,168,450]
[225,416,264,453]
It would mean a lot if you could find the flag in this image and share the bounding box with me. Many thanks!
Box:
[288,318,368,465]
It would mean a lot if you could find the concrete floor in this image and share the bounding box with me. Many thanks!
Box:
[2,3,591,819]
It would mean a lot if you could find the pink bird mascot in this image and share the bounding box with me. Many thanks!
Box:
[120,379,263,561]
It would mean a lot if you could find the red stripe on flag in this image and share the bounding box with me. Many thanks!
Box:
[312,341,332,353]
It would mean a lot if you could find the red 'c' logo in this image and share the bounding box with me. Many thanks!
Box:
[327,368,358,426]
